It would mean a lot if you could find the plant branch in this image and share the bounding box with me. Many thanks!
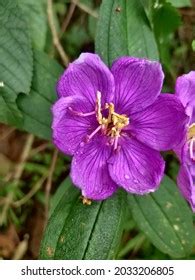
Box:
[30,142,49,157]
[12,173,48,208]
[47,0,69,66]
[0,134,34,226]
[72,0,98,18]
[0,127,15,141]
[61,0,78,35]
[12,234,29,260]
[45,149,58,225]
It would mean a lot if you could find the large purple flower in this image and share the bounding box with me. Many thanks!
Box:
[52,53,187,200]
[174,71,195,211]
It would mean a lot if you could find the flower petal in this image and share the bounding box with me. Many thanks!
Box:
[111,57,164,114]
[52,96,97,156]
[108,137,165,194]
[130,94,188,151]
[174,142,185,162]
[56,53,115,109]
[175,71,195,109]
[177,165,195,212]
[71,137,118,200]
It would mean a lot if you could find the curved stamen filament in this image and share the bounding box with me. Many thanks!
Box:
[68,107,96,117]
[114,135,119,150]
[70,91,129,150]
[86,125,102,142]
[96,91,103,123]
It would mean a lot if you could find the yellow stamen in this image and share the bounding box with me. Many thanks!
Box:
[96,91,103,124]
[95,92,129,138]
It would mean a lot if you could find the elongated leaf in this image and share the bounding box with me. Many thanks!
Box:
[18,0,47,50]
[95,0,159,66]
[0,0,33,125]
[128,176,194,258]
[40,180,126,260]
[16,50,63,140]
[40,180,80,259]
[50,177,73,218]
[168,0,191,7]
[152,1,181,71]
[153,1,181,38]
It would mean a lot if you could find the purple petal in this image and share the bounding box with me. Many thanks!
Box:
[108,137,165,194]
[177,165,195,212]
[130,94,188,151]
[71,137,118,200]
[175,71,195,109]
[174,142,185,162]
[52,96,97,156]
[56,53,115,109]
[111,57,164,115]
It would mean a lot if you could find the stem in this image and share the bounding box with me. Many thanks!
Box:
[0,134,34,225]
[61,0,78,35]
[47,0,69,66]
[12,173,48,208]
[0,127,15,141]
[12,234,29,260]
[72,0,98,18]
[30,142,49,157]
[44,149,58,225]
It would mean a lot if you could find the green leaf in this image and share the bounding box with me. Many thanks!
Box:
[40,180,126,260]
[192,40,195,52]
[0,0,33,125]
[95,0,159,66]
[40,180,80,259]
[168,0,191,7]
[153,1,181,38]
[64,25,91,57]
[152,1,181,72]
[50,177,72,218]
[18,0,47,50]
[128,175,194,258]
[16,50,63,140]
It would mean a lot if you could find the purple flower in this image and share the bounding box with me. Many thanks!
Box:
[174,72,195,211]
[52,53,187,200]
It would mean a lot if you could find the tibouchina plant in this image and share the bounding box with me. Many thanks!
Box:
[52,53,187,200]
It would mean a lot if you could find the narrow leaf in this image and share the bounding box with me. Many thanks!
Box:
[153,1,181,38]
[95,0,159,66]
[128,175,194,258]
[40,180,126,260]
[168,0,191,7]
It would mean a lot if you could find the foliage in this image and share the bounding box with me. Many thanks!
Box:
[0,0,194,260]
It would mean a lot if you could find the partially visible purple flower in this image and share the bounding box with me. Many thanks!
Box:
[174,71,195,211]
[52,53,187,200]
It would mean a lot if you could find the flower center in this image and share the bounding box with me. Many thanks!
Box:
[95,91,129,150]
[69,91,129,150]
[96,91,129,135]
[188,123,195,161]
